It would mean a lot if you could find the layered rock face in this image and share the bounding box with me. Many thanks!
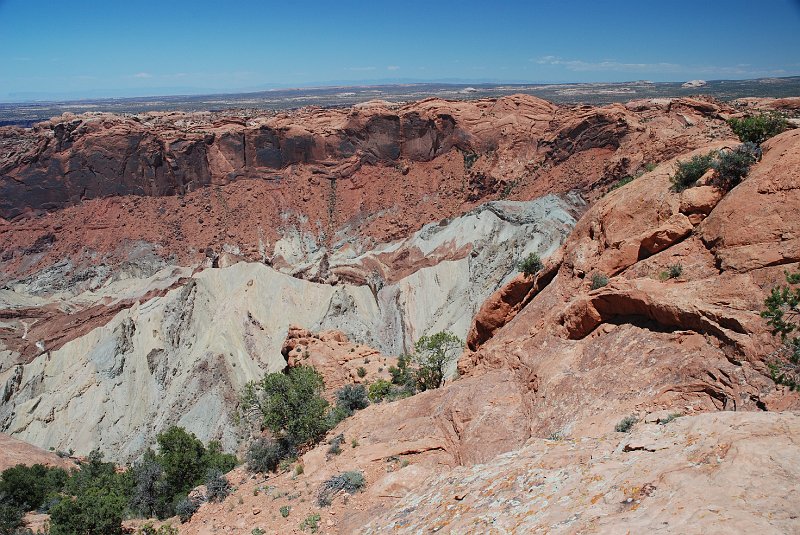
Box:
[1,94,798,533]
[0,195,578,460]
[182,127,800,534]
[0,95,728,221]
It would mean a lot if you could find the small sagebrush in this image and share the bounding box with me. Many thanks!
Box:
[711,143,759,191]
[615,415,638,433]
[670,152,715,192]
[518,252,544,277]
[205,469,231,503]
[590,273,609,290]
[246,437,289,474]
[175,496,199,523]
[317,471,366,506]
[728,112,788,144]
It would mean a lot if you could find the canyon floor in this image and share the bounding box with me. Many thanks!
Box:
[1,92,799,533]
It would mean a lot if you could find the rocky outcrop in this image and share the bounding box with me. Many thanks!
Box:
[700,129,800,272]
[0,194,577,462]
[0,95,730,289]
[359,412,800,534]
[461,129,800,438]
[0,432,78,472]
[281,326,397,398]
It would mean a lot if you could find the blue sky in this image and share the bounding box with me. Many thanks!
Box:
[1,0,799,101]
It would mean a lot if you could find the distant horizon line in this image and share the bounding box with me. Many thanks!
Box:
[4,74,800,106]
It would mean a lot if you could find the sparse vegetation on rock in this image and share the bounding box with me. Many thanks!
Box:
[762,271,800,389]
[518,252,544,277]
[412,332,463,391]
[615,415,638,433]
[728,112,788,144]
[590,273,609,290]
[670,152,715,192]
[317,471,366,507]
[300,512,321,533]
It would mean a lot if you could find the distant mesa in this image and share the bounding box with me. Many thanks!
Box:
[682,79,707,88]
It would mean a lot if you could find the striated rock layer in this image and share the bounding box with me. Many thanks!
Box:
[178,128,800,534]
[0,94,734,288]
[0,195,577,461]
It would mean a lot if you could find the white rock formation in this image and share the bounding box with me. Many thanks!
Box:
[0,195,580,461]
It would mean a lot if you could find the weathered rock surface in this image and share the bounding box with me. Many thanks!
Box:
[180,412,800,534]
[0,195,577,462]
[1,94,799,534]
[461,130,800,440]
[359,412,800,534]
[0,432,77,472]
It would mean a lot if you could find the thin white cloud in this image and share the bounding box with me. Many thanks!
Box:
[386,65,400,71]
[133,72,153,78]
[347,66,376,72]
[534,56,680,73]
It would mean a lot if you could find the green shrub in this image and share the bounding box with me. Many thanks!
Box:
[0,502,24,534]
[388,354,414,387]
[670,152,715,192]
[137,523,179,535]
[300,513,321,533]
[412,332,463,391]
[0,463,68,511]
[590,273,609,290]
[609,175,635,191]
[659,412,682,425]
[728,112,788,144]
[615,415,638,433]
[204,470,230,503]
[335,384,369,414]
[762,271,800,389]
[174,496,199,523]
[711,143,759,190]
[518,252,543,277]
[280,505,291,518]
[155,427,210,502]
[245,438,290,474]
[368,379,392,402]
[242,366,330,448]
[668,264,683,279]
[327,434,343,456]
[356,366,367,378]
[202,441,238,475]
[317,471,365,507]
[252,528,266,535]
[49,485,128,535]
